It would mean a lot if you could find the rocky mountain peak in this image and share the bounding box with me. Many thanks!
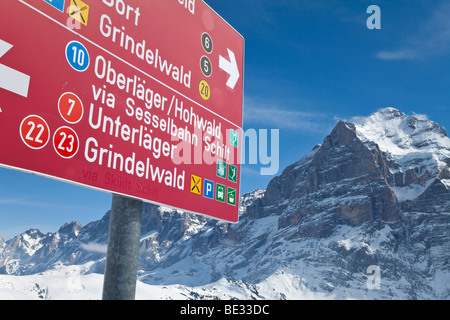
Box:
[0,107,448,299]
[351,107,450,207]
[354,107,449,157]
[252,113,400,228]
[58,221,82,237]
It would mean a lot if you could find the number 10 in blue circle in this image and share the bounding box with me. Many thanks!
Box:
[65,41,90,72]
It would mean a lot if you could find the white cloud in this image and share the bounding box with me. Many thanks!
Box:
[0,198,22,204]
[0,197,100,211]
[375,49,419,61]
[240,165,264,176]
[376,3,450,60]
[80,242,107,254]
[244,98,335,133]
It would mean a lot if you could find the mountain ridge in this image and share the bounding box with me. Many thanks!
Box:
[1,107,449,299]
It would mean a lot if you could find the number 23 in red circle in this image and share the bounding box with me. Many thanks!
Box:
[53,126,79,159]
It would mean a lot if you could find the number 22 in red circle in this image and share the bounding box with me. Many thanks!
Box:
[20,115,50,150]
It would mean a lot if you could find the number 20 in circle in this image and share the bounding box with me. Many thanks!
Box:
[53,126,79,159]
[199,80,211,101]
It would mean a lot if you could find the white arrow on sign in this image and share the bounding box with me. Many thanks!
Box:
[219,48,240,90]
[0,39,30,98]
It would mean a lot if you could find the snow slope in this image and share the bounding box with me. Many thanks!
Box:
[0,263,339,300]
[0,108,449,300]
[354,107,450,201]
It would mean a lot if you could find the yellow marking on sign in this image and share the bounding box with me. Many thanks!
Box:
[190,174,202,195]
[69,0,90,27]
[199,80,211,101]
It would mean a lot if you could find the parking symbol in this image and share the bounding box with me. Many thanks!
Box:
[203,179,214,199]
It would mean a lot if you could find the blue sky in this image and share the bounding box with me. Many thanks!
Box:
[1,0,450,240]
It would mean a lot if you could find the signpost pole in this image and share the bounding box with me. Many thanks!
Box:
[102,194,143,300]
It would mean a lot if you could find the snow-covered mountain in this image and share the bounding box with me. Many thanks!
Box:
[0,107,449,299]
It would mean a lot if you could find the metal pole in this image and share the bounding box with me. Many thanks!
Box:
[102,194,143,300]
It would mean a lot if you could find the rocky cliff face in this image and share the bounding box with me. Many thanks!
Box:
[1,108,449,299]
[262,119,399,230]
[0,222,84,274]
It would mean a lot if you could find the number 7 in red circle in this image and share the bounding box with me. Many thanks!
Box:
[58,92,84,124]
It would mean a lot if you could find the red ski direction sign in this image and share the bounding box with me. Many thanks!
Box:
[0,0,244,223]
